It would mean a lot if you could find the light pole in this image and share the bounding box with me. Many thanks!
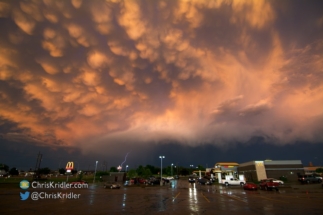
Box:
[171,163,173,177]
[126,165,128,172]
[159,156,165,186]
[93,161,98,183]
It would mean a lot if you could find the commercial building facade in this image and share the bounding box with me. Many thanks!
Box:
[238,160,304,182]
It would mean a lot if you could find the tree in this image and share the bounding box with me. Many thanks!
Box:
[127,169,137,178]
[316,168,323,173]
[78,171,83,181]
[135,165,153,178]
[142,168,152,178]
[110,167,117,172]
[39,167,51,175]
[179,167,189,176]
[95,171,109,177]
[58,168,66,174]
[9,167,19,175]
[196,165,205,171]
[136,165,144,175]
[0,163,9,172]
[145,165,159,175]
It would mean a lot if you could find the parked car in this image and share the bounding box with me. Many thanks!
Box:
[221,178,245,186]
[139,178,148,184]
[130,178,148,185]
[203,175,216,183]
[147,177,161,185]
[266,178,284,185]
[313,174,322,181]
[197,177,212,185]
[259,179,279,191]
[162,178,170,183]
[243,182,258,191]
[104,183,121,189]
[298,174,322,184]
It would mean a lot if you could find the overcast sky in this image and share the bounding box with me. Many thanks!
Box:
[1,0,322,171]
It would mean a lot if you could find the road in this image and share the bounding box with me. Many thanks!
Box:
[1,179,323,214]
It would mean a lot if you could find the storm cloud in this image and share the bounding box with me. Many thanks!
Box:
[0,0,322,159]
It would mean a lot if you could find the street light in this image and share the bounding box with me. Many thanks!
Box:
[93,161,98,183]
[159,156,165,186]
[126,165,128,172]
[171,163,173,176]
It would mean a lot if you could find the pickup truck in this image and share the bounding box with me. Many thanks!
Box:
[259,179,279,191]
[221,178,245,186]
[298,174,322,184]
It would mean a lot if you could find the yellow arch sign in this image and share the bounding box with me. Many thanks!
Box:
[66,161,74,170]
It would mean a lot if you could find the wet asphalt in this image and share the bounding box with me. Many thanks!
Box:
[1,179,323,214]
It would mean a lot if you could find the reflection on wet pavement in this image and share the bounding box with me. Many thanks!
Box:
[122,193,126,208]
[1,179,323,214]
[189,183,199,212]
[87,184,96,205]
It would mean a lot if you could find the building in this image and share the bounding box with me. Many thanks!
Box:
[211,162,240,183]
[303,162,323,175]
[238,160,304,182]
[101,172,126,183]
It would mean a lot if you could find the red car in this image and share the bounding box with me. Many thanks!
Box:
[130,178,148,185]
[243,182,258,190]
[259,179,279,191]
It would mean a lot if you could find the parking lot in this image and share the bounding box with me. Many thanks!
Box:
[1,179,323,214]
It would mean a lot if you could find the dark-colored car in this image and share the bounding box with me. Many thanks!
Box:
[243,182,258,190]
[148,177,161,185]
[298,174,322,184]
[188,176,196,183]
[203,175,216,183]
[104,183,121,189]
[259,179,279,191]
[197,177,212,185]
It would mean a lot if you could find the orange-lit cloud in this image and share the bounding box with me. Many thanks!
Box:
[0,0,322,155]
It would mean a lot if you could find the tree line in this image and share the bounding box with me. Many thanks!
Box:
[0,163,207,177]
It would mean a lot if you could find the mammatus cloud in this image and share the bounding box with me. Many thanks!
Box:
[0,0,322,155]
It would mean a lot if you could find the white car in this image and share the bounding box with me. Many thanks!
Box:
[221,178,245,186]
[267,178,284,185]
[166,176,174,180]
